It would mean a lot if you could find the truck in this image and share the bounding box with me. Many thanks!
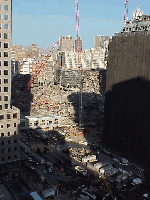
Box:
[45,161,53,172]
[42,187,58,198]
[40,134,49,144]
[28,151,45,165]
[20,141,30,153]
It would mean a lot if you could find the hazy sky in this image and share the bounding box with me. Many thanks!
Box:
[12,0,150,50]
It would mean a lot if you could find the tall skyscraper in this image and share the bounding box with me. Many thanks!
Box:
[59,35,74,51]
[103,4,150,167]
[0,0,21,188]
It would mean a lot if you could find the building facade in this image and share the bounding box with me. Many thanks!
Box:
[0,0,21,188]
[103,4,150,167]
[12,44,26,62]
[28,43,39,58]
[94,35,110,49]
[59,36,74,51]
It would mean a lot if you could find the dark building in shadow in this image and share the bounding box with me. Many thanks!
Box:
[102,13,150,169]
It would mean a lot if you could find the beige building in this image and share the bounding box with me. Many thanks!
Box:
[28,43,39,58]
[12,44,26,62]
[94,35,110,49]
[59,35,74,51]
[0,0,21,188]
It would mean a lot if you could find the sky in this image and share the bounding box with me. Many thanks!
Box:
[12,0,150,50]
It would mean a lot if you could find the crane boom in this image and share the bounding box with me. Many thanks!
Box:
[27,40,59,89]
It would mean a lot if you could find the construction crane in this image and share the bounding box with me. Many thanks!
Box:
[27,40,59,90]
[124,1,129,25]
[75,0,83,133]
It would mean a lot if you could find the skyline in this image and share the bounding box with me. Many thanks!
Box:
[12,0,150,50]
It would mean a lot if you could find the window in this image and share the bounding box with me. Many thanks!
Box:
[14,131,17,135]
[0,70,1,75]
[14,155,17,159]
[1,149,4,153]
[7,114,10,119]
[4,24,8,29]
[4,87,8,92]
[5,104,8,109]
[4,52,8,57]
[4,14,8,20]
[14,123,16,127]
[0,79,1,84]
[0,42,1,48]
[1,125,3,128]
[0,5,1,10]
[7,124,10,128]
[8,140,10,144]
[0,115,3,120]
[0,52,1,57]
[4,70,8,75]
[4,96,8,101]
[0,14,1,20]
[0,96,1,101]
[4,43,8,48]
[4,5,8,11]
[14,140,17,143]
[4,61,8,66]
[1,133,4,137]
[8,156,11,160]
[8,148,11,152]
[4,79,8,83]
[0,61,1,66]
[1,141,4,145]
[13,113,17,118]
[0,33,1,38]
[14,147,17,151]
[2,157,4,162]
[0,24,1,29]
[0,105,2,110]
[4,33,8,39]
[7,132,10,136]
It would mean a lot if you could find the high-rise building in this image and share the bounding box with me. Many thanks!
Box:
[12,44,26,62]
[28,43,39,58]
[94,35,110,49]
[75,39,82,52]
[59,36,74,51]
[0,0,21,188]
[103,4,150,167]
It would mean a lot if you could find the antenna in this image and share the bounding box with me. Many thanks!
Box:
[124,1,129,25]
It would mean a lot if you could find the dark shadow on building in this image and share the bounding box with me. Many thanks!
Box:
[11,74,33,116]
[102,76,150,169]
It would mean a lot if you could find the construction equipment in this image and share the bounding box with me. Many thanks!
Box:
[124,1,129,25]
[75,0,83,133]
[27,40,59,89]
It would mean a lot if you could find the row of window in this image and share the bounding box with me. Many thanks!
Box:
[1,147,18,153]
[0,52,8,57]
[1,130,17,136]
[1,124,17,129]
[0,42,8,48]
[0,4,8,11]
[0,104,8,110]
[1,139,17,145]
[0,23,9,29]
[0,113,17,120]
[0,33,8,39]
[0,61,8,66]
[0,69,8,75]
[0,14,8,20]
[0,79,8,84]
[0,86,8,92]
[0,96,8,101]
[2,155,18,162]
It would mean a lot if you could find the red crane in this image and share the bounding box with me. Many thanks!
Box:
[27,40,59,89]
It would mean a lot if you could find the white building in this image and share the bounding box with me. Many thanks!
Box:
[19,58,33,74]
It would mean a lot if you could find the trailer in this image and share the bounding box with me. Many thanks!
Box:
[41,134,49,144]
[28,151,45,165]
[42,187,58,198]
[20,141,30,153]
[45,161,53,170]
